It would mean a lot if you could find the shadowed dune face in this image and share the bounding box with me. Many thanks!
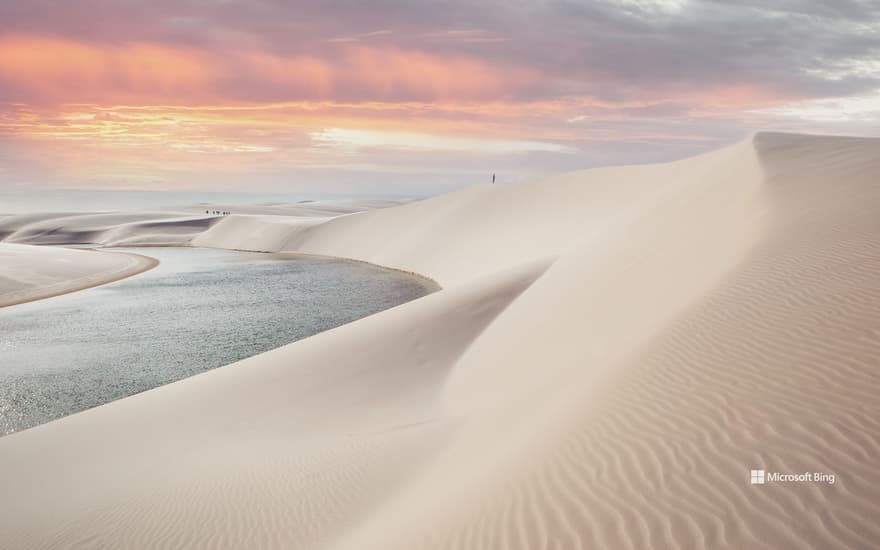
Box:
[1,134,879,549]
[2,212,194,245]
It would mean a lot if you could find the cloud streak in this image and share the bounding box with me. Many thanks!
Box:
[0,35,538,104]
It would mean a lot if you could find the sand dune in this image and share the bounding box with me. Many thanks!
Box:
[0,211,86,241]
[0,243,158,307]
[175,198,409,217]
[1,133,879,549]
[0,198,403,248]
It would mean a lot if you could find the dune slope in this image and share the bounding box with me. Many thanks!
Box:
[0,133,878,549]
[332,133,880,550]
[0,243,158,307]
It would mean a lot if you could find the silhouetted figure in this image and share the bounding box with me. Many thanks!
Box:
[492,173,496,184]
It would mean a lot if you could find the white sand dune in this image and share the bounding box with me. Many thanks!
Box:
[0,199,404,247]
[1,211,198,245]
[0,211,86,241]
[0,132,878,549]
[0,243,158,307]
[175,198,409,217]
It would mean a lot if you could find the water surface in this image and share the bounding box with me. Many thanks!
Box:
[0,247,436,435]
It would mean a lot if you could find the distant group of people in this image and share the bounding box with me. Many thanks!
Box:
[207,210,231,216]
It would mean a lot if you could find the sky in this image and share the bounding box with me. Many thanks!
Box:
[1,0,879,196]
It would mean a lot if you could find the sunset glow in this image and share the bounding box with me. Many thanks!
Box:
[1,2,879,194]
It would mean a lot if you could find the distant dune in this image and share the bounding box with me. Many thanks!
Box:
[1,133,878,549]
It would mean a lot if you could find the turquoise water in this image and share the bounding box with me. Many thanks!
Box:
[0,247,436,435]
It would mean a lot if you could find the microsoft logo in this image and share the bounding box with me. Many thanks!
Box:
[749,468,835,485]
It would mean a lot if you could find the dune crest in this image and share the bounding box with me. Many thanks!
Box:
[1,133,879,549]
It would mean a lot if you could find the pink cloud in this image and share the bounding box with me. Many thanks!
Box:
[0,34,539,105]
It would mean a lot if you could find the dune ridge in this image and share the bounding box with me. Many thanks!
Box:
[1,133,879,549]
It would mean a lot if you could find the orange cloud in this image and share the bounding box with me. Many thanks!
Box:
[0,34,538,105]
[0,35,218,103]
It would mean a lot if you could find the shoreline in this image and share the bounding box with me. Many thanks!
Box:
[107,242,445,290]
[0,248,159,308]
[2,242,439,309]
[266,250,443,290]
